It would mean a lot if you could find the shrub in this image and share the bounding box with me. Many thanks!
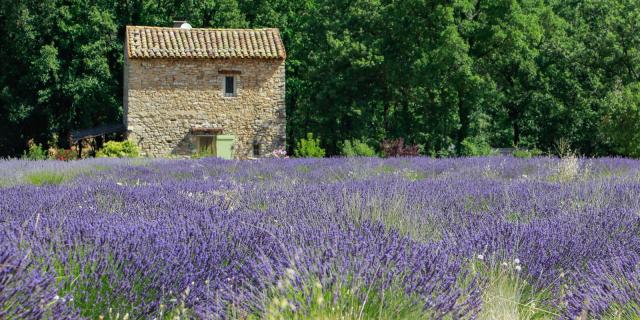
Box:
[340,139,377,157]
[294,133,325,158]
[459,137,495,156]
[380,138,419,157]
[512,148,543,158]
[600,82,640,157]
[96,140,140,158]
[53,148,78,161]
[22,140,48,160]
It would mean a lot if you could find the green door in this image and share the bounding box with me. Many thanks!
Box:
[216,135,235,159]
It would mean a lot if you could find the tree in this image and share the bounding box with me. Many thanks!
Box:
[600,82,640,157]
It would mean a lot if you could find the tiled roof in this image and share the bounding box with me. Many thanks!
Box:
[126,26,286,60]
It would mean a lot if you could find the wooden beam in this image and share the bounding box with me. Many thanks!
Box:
[218,69,242,75]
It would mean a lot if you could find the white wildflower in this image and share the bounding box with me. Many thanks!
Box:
[502,262,508,267]
[477,254,484,261]
[285,268,296,280]
[514,258,521,264]
[515,265,522,272]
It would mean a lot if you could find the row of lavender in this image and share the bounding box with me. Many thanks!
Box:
[1,157,640,319]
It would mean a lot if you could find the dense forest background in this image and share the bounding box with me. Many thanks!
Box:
[1,0,639,157]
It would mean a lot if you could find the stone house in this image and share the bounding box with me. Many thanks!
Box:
[124,22,286,159]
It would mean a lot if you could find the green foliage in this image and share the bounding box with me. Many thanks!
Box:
[1,0,640,157]
[512,148,543,158]
[472,260,558,320]
[460,137,495,157]
[96,141,139,158]
[600,302,640,320]
[51,248,163,319]
[26,171,66,186]
[294,133,325,158]
[192,150,215,159]
[339,139,377,157]
[248,272,432,320]
[600,83,640,158]
[22,142,48,160]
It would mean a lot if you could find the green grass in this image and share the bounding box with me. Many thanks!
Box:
[599,302,640,320]
[374,164,396,174]
[242,271,433,320]
[25,171,68,186]
[472,261,558,320]
[0,178,11,188]
[50,246,165,319]
[400,169,427,181]
[94,192,126,213]
[295,165,311,174]
[344,192,442,242]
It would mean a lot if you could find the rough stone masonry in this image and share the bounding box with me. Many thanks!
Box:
[124,25,286,159]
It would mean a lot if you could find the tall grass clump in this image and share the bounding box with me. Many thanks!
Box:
[253,271,431,320]
[344,191,441,242]
[473,257,557,320]
[25,171,67,186]
[549,138,583,182]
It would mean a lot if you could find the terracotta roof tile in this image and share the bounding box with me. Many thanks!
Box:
[126,26,286,60]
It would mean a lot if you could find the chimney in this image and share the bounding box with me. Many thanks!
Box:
[173,20,186,28]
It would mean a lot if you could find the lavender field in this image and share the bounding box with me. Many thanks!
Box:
[2,157,640,319]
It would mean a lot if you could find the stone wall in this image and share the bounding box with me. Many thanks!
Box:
[124,57,286,159]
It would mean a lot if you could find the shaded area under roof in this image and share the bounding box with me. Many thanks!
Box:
[70,123,126,142]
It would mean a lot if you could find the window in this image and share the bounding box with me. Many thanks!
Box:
[224,76,236,97]
[253,141,261,157]
[197,136,216,156]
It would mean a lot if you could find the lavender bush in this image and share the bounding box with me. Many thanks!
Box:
[1,156,639,319]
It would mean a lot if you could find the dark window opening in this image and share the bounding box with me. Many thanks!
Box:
[224,76,235,96]
[253,142,261,157]
[197,136,216,156]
